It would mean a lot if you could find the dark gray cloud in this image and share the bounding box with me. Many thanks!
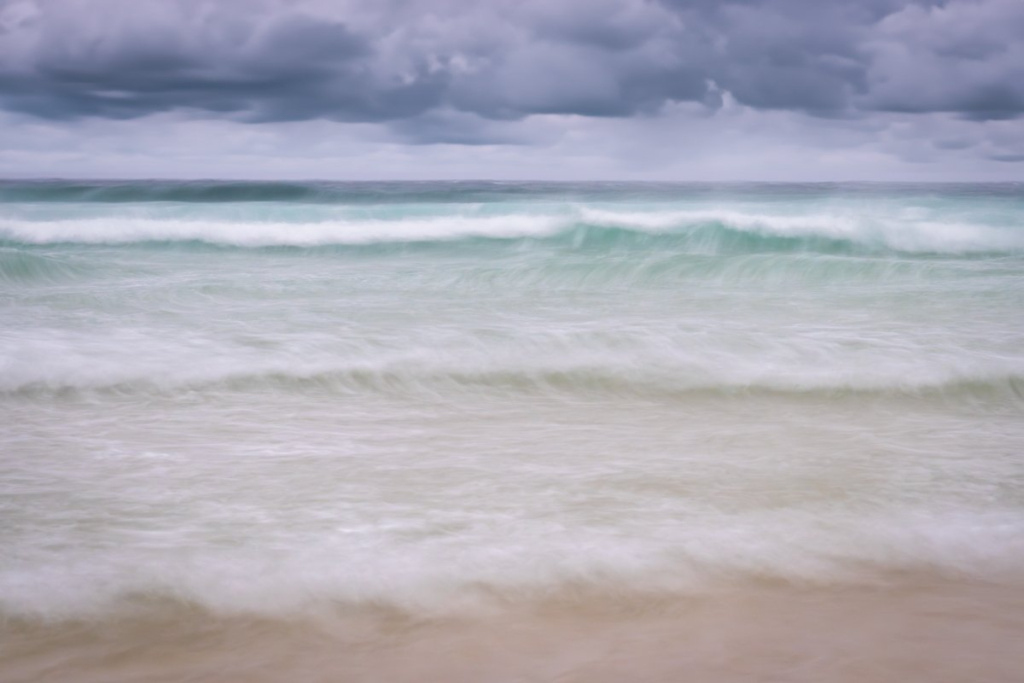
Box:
[0,2,447,122]
[0,0,1021,142]
[860,0,1024,119]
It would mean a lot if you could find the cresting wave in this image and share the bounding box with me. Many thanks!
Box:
[0,244,973,289]
[1,211,1022,254]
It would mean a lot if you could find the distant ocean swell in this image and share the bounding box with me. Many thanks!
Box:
[1,179,1021,204]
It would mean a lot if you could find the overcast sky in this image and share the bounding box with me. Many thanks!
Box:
[0,0,1022,180]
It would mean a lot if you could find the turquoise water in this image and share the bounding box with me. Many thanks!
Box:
[1,181,1023,623]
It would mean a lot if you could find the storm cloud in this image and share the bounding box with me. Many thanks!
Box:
[1,0,1022,135]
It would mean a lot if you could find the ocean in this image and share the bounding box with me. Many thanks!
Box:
[1,181,1023,682]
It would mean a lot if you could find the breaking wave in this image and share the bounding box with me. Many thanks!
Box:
[2,507,1023,621]
[1,208,1022,255]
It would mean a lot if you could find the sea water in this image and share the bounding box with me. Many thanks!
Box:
[1,181,1023,681]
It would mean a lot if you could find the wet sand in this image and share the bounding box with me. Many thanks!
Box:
[3,577,1022,683]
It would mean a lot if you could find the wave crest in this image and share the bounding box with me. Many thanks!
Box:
[1,207,1022,255]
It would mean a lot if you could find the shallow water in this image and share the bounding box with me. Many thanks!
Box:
[2,181,1023,680]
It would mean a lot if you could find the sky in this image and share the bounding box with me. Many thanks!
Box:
[0,0,1022,181]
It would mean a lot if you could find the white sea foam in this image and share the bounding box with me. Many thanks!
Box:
[1,508,1021,620]
[0,214,569,247]
[2,324,1022,395]
[0,204,1021,253]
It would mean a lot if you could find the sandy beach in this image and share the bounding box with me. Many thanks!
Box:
[4,577,1023,683]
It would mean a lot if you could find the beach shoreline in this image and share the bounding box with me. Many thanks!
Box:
[4,576,1022,683]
